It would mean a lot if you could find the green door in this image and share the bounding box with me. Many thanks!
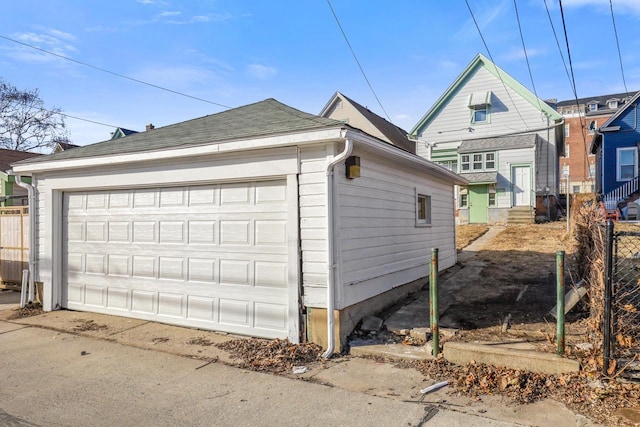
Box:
[469,184,488,223]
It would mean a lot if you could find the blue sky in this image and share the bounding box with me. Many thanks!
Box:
[1,0,640,147]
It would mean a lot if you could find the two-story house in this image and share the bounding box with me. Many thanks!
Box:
[555,92,635,194]
[410,53,564,224]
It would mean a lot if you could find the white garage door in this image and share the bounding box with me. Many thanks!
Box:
[62,180,293,339]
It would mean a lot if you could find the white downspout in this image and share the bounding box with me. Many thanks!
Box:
[14,175,36,305]
[321,134,353,359]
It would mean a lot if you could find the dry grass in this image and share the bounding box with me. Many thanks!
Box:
[456,224,489,251]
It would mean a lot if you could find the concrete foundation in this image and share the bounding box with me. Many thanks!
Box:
[307,277,426,352]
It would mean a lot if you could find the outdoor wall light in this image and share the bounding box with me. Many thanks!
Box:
[345,155,360,179]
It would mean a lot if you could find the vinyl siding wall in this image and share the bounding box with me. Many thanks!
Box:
[602,102,639,195]
[416,66,558,196]
[334,147,456,309]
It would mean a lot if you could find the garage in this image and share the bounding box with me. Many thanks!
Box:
[62,180,292,339]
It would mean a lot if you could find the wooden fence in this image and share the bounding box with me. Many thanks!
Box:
[0,206,28,288]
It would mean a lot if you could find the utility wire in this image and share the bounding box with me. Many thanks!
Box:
[558,0,592,179]
[325,0,392,122]
[609,0,628,93]
[513,0,542,113]
[464,0,529,130]
[0,34,233,110]
[543,0,589,179]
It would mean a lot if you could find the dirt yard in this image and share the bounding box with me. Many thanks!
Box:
[447,222,584,348]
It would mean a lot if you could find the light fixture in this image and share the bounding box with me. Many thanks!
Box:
[345,156,360,179]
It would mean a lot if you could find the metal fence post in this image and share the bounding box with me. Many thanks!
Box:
[556,250,565,355]
[603,220,614,375]
[430,248,439,356]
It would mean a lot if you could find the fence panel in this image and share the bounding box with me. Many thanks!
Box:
[0,206,29,285]
[609,228,640,370]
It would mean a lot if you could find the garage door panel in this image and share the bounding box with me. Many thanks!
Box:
[63,180,292,339]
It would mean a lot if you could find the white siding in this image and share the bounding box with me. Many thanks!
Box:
[334,148,456,309]
[496,147,535,207]
[299,145,331,307]
[416,66,558,196]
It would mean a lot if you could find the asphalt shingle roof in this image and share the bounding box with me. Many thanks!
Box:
[0,149,42,172]
[337,93,415,153]
[457,134,538,154]
[16,99,345,166]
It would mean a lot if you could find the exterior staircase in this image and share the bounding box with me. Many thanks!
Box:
[507,206,534,224]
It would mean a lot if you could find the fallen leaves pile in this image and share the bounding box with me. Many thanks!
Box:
[409,358,640,425]
[7,302,43,319]
[216,338,323,374]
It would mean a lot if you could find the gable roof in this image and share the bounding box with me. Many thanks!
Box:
[320,92,415,153]
[410,53,562,135]
[16,99,345,166]
[0,149,42,172]
[589,90,640,154]
[111,127,139,140]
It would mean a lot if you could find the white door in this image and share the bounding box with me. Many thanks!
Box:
[512,166,531,206]
[62,181,293,339]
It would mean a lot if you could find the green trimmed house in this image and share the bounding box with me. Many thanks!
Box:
[0,149,41,206]
[410,53,564,224]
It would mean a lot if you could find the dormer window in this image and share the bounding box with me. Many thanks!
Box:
[607,99,619,109]
[588,101,598,112]
[468,91,492,124]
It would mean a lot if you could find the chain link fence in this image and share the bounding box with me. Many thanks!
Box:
[605,224,640,375]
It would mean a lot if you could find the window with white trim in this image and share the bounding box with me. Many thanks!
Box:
[459,194,468,208]
[471,105,489,123]
[617,147,638,181]
[460,152,496,172]
[562,164,569,178]
[565,144,570,158]
[416,193,431,225]
[461,154,470,171]
[564,124,570,137]
[588,102,598,112]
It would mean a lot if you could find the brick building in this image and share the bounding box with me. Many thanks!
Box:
[555,92,635,194]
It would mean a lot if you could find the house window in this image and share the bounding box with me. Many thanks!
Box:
[461,154,470,171]
[436,160,458,173]
[468,91,491,124]
[588,120,597,134]
[565,144,570,158]
[471,105,489,123]
[562,164,569,178]
[460,152,496,172]
[473,154,483,170]
[416,193,432,225]
[485,153,495,169]
[488,193,496,206]
[564,124,570,137]
[460,194,468,208]
[617,147,638,181]
[589,163,595,178]
[588,102,598,112]
[608,100,618,109]
[573,185,581,194]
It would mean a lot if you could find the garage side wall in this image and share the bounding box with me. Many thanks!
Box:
[335,148,456,309]
[298,145,332,308]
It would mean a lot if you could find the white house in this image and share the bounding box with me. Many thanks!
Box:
[411,53,564,224]
[12,99,465,352]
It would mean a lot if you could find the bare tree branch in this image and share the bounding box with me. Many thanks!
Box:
[0,77,69,152]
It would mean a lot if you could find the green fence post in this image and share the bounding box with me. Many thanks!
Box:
[430,248,439,356]
[556,250,565,355]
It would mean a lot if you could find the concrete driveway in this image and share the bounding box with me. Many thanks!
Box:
[0,307,600,427]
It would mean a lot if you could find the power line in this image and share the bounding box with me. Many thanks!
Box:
[558,0,592,179]
[543,0,590,180]
[0,34,233,110]
[464,0,529,129]
[513,0,542,113]
[325,0,392,122]
[609,0,628,93]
